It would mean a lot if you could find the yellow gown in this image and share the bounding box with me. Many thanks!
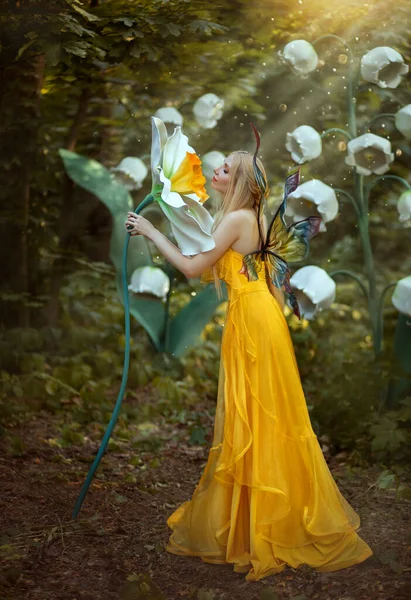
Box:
[166,247,373,581]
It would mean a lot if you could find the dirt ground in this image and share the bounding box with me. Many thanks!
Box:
[1,406,411,600]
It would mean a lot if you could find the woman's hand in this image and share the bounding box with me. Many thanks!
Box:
[125,212,156,239]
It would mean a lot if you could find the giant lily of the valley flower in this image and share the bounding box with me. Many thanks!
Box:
[128,266,170,299]
[392,276,411,316]
[154,107,184,126]
[395,104,411,139]
[193,93,224,129]
[285,125,322,164]
[290,265,336,320]
[361,47,409,89]
[201,150,225,182]
[345,133,394,176]
[279,40,319,76]
[150,117,215,256]
[285,179,338,232]
[397,190,411,224]
[112,157,148,190]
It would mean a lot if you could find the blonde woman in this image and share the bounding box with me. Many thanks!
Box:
[125,149,373,581]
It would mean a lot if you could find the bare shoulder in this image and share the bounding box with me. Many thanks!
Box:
[221,209,255,225]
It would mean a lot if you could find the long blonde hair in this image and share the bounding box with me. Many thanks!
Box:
[211,151,269,296]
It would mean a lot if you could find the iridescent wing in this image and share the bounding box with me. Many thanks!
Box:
[265,168,321,277]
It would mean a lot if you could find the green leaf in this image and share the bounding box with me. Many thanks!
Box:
[59,150,152,271]
[59,150,132,215]
[63,41,90,58]
[167,283,227,357]
[45,44,62,67]
[69,2,101,22]
[16,37,37,61]
[189,20,228,35]
[165,23,182,37]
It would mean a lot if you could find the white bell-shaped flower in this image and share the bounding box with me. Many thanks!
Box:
[201,151,225,181]
[193,93,224,129]
[391,276,411,316]
[345,133,394,176]
[285,180,338,232]
[360,47,409,89]
[395,104,411,139]
[278,40,319,75]
[112,157,148,190]
[397,190,411,223]
[128,266,170,300]
[290,265,336,320]
[154,107,184,126]
[285,125,322,164]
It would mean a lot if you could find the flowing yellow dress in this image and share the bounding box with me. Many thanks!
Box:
[166,247,373,581]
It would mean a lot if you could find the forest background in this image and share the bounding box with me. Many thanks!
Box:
[0,1,410,599]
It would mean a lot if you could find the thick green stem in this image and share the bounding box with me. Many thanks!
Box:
[355,173,380,355]
[72,192,154,519]
[376,282,398,356]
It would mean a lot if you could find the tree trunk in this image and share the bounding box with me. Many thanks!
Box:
[0,53,44,329]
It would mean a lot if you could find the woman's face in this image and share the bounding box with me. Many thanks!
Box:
[211,154,233,194]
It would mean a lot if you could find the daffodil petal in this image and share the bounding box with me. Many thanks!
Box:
[157,197,215,256]
[158,168,186,207]
[162,126,194,179]
[151,117,168,186]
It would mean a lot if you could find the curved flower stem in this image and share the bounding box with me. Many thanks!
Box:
[329,269,369,300]
[364,113,396,132]
[334,187,361,217]
[321,128,352,140]
[365,174,411,196]
[376,282,397,355]
[364,175,411,214]
[72,193,155,519]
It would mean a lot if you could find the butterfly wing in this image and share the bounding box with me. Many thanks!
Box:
[265,169,322,317]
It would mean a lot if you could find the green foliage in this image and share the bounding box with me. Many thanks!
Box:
[370,397,411,463]
[1,0,411,472]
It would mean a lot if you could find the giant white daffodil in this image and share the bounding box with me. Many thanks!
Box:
[193,93,224,129]
[150,117,215,256]
[395,104,411,139]
[361,47,409,89]
[279,40,319,76]
[392,276,411,316]
[285,125,322,164]
[285,180,338,232]
[112,157,148,190]
[397,190,411,224]
[345,133,394,176]
[290,265,336,320]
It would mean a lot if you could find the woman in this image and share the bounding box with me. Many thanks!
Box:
[125,151,373,581]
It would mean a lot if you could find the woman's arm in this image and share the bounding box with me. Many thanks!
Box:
[126,211,242,279]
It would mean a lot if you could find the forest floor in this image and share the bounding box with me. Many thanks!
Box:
[1,389,411,600]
